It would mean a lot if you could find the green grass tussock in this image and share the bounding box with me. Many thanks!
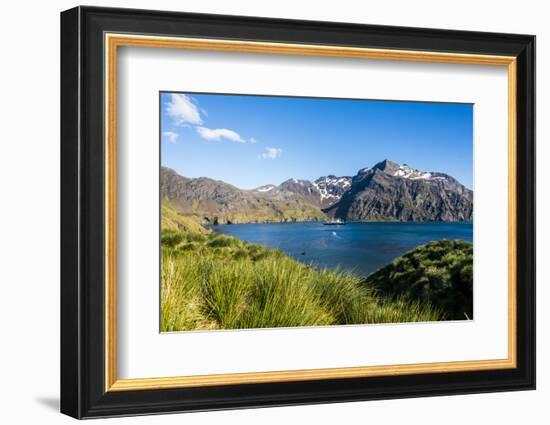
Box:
[160,226,443,332]
[364,239,473,320]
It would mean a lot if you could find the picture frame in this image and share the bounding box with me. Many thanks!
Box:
[60,5,535,419]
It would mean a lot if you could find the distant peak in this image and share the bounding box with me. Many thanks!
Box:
[372,159,400,172]
[367,160,447,182]
[161,165,177,174]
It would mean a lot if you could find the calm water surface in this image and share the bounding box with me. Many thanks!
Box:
[214,222,473,277]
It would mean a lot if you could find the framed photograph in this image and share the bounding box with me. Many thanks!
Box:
[60,6,535,419]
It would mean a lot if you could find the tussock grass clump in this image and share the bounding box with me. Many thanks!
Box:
[365,239,473,320]
[161,254,216,332]
[237,258,333,329]
[185,232,207,243]
[201,260,253,328]
[161,230,184,248]
[207,235,237,248]
[161,227,443,332]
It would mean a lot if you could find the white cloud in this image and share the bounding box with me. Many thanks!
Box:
[249,137,257,144]
[165,94,203,125]
[260,147,282,159]
[162,131,178,143]
[196,127,245,143]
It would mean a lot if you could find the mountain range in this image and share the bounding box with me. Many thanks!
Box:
[161,160,473,225]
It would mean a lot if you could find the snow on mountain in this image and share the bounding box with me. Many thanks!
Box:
[324,160,473,222]
[251,175,352,208]
[255,184,276,193]
[390,163,448,181]
[251,160,463,213]
[312,175,352,206]
[368,160,451,183]
[164,159,472,224]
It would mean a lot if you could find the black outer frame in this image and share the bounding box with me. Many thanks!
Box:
[60,6,536,419]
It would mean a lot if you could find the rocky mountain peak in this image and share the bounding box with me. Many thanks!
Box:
[162,161,473,225]
[365,160,451,183]
[372,159,401,174]
[324,160,473,222]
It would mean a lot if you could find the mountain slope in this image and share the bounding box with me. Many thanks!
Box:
[161,202,210,234]
[161,160,473,224]
[161,167,325,224]
[312,175,352,207]
[253,175,351,208]
[324,160,473,221]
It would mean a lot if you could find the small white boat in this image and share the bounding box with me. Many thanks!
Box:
[323,218,345,225]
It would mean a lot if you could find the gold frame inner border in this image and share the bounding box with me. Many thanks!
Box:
[104,33,517,392]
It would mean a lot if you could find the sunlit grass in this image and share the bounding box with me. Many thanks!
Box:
[160,228,442,332]
[366,239,473,320]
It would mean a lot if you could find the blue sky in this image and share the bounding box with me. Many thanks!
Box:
[160,92,473,189]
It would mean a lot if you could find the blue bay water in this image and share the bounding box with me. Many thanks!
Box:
[214,222,473,277]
